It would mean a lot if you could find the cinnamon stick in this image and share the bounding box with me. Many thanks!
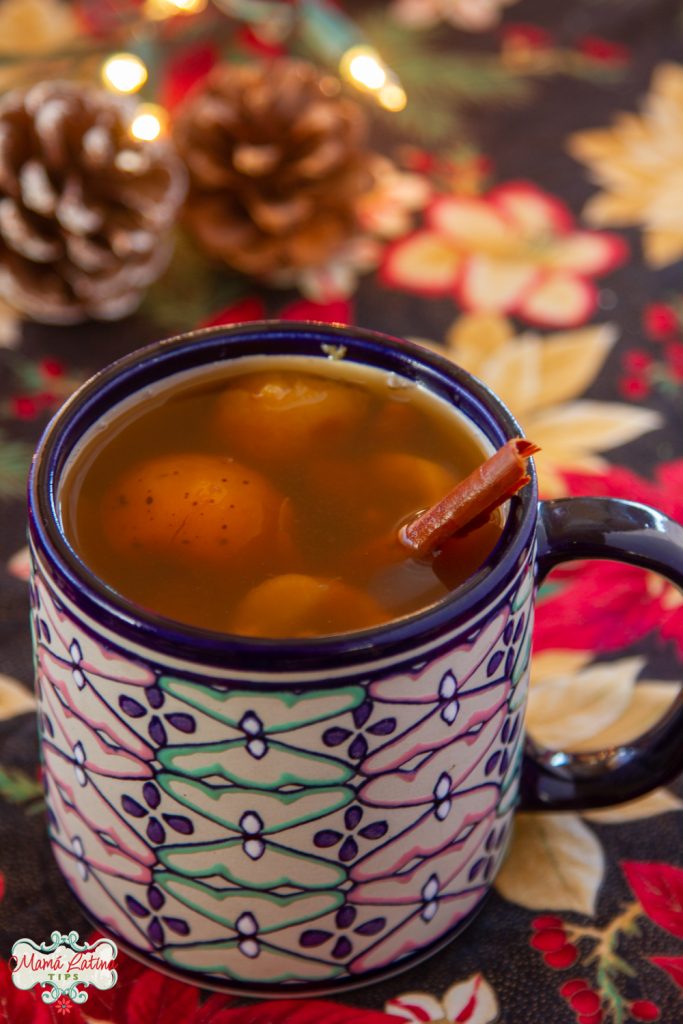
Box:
[399,438,540,558]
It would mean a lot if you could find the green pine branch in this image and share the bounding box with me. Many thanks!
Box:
[0,765,44,814]
[0,431,32,500]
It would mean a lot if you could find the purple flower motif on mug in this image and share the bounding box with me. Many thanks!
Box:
[34,572,155,688]
[360,705,507,811]
[351,784,497,882]
[38,652,153,777]
[299,902,387,962]
[314,804,389,864]
[124,882,191,950]
[118,682,197,750]
[364,609,514,775]
[33,571,157,774]
[322,698,396,763]
[352,880,487,975]
[42,741,154,883]
[348,816,495,974]
[119,779,194,847]
[50,841,156,954]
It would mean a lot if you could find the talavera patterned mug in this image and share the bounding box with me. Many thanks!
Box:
[28,323,683,996]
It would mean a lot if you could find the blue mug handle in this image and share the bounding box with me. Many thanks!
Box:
[520,496,683,811]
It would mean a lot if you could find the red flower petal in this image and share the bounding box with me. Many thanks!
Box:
[489,181,574,235]
[515,273,597,328]
[215,1001,396,1024]
[622,862,683,939]
[650,956,683,991]
[201,297,266,328]
[545,231,628,276]
[380,231,462,296]
[281,298,353,324]
[161,43,219,111]
[0,960,55,1024]
[81,933,147,1024]
[125,968,201,1024]
[535,559,662,653]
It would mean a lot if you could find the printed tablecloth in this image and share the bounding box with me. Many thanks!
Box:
[0,1,682,1021]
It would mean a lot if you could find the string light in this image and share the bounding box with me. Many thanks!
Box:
[339,45,406,111]
[101,53,148,95]
[378,82,408,113]
[145,0,207,18]
[130,104,168,142]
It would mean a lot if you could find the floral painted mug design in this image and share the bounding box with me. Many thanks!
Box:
[28,323,683,995]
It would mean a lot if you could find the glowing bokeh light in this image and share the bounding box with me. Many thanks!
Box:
[101,53,148,95]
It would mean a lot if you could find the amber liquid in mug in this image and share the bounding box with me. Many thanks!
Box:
[59,357,505,637]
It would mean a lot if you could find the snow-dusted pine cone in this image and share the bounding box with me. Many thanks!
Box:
[173,59,374,278]
[0,81,187,324]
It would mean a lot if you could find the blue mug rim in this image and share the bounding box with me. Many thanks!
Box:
[29,321,538,673]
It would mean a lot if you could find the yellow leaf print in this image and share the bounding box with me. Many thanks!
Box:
[569,62,683,268]
[422,313,662,496]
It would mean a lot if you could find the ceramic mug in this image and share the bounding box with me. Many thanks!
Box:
[28,322,683,996]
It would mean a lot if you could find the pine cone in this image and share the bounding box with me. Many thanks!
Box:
[173,60,374,277]
[0,81,187,324]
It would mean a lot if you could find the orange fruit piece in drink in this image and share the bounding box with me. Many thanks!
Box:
[213,371,369,463]
[100,453,285,566]
[230,573,389,637]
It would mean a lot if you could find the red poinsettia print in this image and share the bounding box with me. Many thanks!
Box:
[379,182,627,328]
[81,934,398,1023]
[534,462,683,657]
[201,295,354,329]
[650,956,683,991]
[0,959,82,1024]
[622,862,683,940]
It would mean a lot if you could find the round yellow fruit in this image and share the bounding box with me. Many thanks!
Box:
[230,573,389,637]
[100,452,284,566]
[213,371,370,464]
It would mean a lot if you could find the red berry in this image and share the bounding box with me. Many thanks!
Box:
[39,357,65,379]
[531,928,567,952]
[643,303,678,339]
[619,375,650,398]
[631,1001,660,1022]
[531,915,564,930]
[570,989,602,1014]
[623,350,652,372]
[665,340,683,379]
[11,395,38,419]
[35,390,57,409]
[560,979,590,999]
[501,22,553,49]
[544,943,578,969]
[578,35,630,64]
[577,1013,603,1024]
